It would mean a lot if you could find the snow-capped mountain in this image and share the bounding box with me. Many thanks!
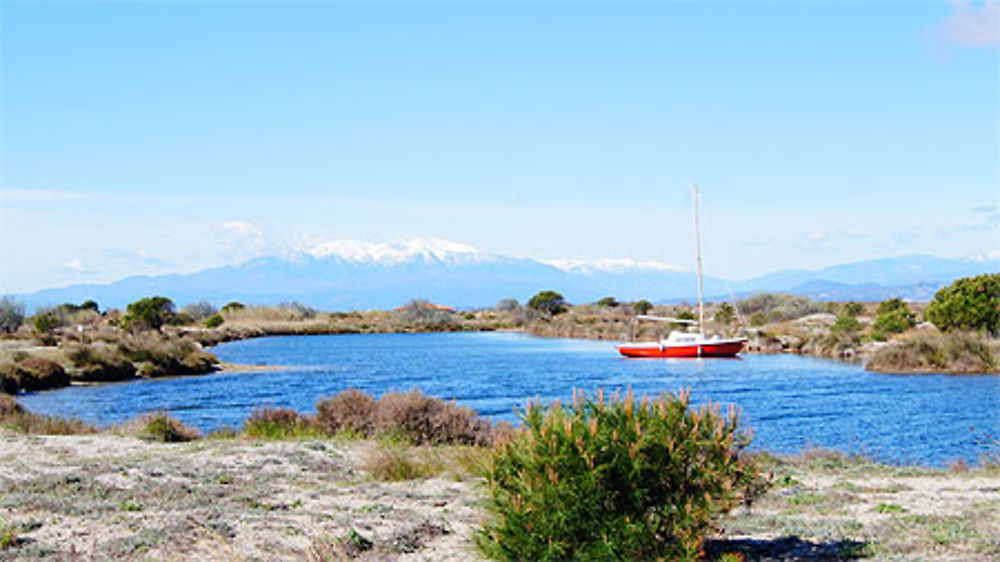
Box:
[305,237,492,265]
[543,258,684,274]
[15,238,1000,311]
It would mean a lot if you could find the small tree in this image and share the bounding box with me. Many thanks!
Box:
[527,291,567,316]
[79,300,100,313]
[673,308,696,330]
[632,300,653,315]
[596,296,619,308]
[124,296,176,332]
[925,274,1000,335]
[0,296,26,333]
[871,298,916,341]
[841,302,865,318]
[715,303,735,325]
[32,312,61,336]
[221,301,246,314]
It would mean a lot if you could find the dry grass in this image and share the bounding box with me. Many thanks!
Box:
[867,330,998,374]
[0,394,96,435]
[316,388,509,446]
[363,441,491,482]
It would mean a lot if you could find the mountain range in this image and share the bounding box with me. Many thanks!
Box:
[17,238,1000,311]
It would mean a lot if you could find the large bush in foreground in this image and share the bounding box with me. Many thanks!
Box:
[478,389,765,560]
[925,274,1000,335]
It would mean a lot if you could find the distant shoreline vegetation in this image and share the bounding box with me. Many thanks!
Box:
[0,274,997,395]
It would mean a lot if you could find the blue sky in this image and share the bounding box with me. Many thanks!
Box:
[1,1,998,292]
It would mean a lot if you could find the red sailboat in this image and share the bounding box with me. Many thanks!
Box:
[618,185,747,358]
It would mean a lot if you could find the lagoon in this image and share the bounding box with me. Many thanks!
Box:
[18,332,1000,466]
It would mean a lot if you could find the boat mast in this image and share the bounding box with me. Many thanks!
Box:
[693,183,704,334]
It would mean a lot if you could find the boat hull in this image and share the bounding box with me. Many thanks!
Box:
[618,338,747,358]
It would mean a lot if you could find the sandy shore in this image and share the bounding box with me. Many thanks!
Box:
[216,362,292,374]
[0,433,998,560]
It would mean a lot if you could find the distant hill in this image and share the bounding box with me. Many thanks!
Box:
[15,239,1000,311]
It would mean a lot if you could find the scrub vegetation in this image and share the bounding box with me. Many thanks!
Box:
[478,389,765,560]
[1,273,996,399]
[0,391,996,560]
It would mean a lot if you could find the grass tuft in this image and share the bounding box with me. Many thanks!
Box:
[242,407,324,440]
[131,411,200,442]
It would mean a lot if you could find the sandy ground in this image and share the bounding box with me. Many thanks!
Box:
[0,433,482,561]
[1,433,998,561]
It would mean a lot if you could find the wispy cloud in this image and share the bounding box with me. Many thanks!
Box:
[102,249,172,268]
[0,188,98,202]
[213,220,269,261]
[937,0,1000,47]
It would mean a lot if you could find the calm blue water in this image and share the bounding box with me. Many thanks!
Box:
[18,332,1000,466]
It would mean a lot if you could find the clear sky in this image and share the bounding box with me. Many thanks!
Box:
[2,1,998,293]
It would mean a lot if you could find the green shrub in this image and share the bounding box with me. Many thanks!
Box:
[925,274,1000,335]
[243,407,322,440]
[205,314,224,329]
[597,297,619,308]
[527,291,567,316]
[0,519,18,550]
[221,301,246,313]
[478,389,765,560]
[831,314,861,335]
[841,302,865,318]
[632,300,653,315]
[32,311,62,335]
[123,296,176,332]
[714,303,735,325]
[138,412,200,442]
[872,298,916,341]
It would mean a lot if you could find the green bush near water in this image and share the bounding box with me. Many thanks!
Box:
[478,389,766,560]
[872,298,916,341]
[925,274,1000,335]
